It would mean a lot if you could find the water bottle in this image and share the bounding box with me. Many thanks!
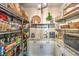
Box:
[0,44,4,56]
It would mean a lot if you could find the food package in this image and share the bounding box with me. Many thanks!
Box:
[7,3,22,16]
[7,24,12,31]
[6,3,29,21]
[14,4,23,16]
[74,22,79,29]
[12,3,23,16]
[0,12,9,21]
[5,44,13,50]
[0,23,2,31]
[1,22,7,31]
[1,22,10,31]
[5,42,17,51]
[21,9,28,21]
[16,37,21,45]
[0,21,12,32]
[61,24,70,29]
[69,22,79,29]
[69,23,75,28]
[6,51,13,56]
[7,3,16,11]
[12,42,17,46]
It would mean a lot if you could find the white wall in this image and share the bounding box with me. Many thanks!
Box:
[25,7,41,23]
[48,7,61,18]
[25,6,62,24]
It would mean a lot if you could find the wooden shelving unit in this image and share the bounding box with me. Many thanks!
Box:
[56,4,79,55]
[64,3,72,10]
[56,8,79,22]
[0,4,29,56]
[64,7,79,19]
[64,6,79,15]
[0,4,23,22]
[65,33,79,37]
[55,4,79,22]
[55,17,64,22]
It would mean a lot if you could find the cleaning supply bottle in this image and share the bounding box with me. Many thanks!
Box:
[0,40,4,56]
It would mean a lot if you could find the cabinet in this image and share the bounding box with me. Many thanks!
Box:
[55,42,64,56]
[55,42,74,56]
[63,49,74,56]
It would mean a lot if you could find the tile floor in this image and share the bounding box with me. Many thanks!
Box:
[27,40,55,56]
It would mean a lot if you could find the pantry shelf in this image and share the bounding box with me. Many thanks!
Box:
[64,3,72,10]
[56,7,79,22]
[64,7,79,19]
[64,6,79,16]
[0,3,30,56]
[24,28,29,32]
[0,30,21,35]
[0,4,23,22]
[55,18,64,22]
[65,33,79,37]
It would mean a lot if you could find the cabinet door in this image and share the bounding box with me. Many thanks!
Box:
[63,49,74,56]
[55,43,63,56]
[55,42,75,56]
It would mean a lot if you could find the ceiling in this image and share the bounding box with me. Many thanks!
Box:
[20,3,63,8]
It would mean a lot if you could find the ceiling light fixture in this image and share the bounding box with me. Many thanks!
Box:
[37,3,48,10]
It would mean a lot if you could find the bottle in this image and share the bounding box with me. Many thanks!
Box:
[4,34,11,44]
[0,40,4,56]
